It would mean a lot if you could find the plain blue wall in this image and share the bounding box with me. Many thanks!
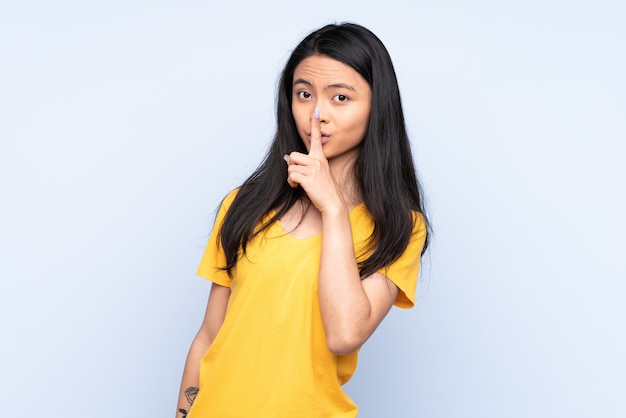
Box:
[1,1,624,417]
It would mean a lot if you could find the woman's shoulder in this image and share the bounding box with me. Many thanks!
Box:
[412,210,427,231]
[212,188,241,224]
[218,188,241,209]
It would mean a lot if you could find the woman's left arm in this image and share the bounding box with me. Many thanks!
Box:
[285,112,400,356]
[317,207,398,355]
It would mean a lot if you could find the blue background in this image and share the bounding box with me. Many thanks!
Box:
[1,1,624,417]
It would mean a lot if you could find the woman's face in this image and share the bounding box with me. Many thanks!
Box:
[291,55,372,163]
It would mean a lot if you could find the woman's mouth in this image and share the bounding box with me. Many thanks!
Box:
[306,133,331,144]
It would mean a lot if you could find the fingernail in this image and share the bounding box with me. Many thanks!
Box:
[283,154,289,163]
[314,107,320,119]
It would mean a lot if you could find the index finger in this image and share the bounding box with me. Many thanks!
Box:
[308,107,324,157]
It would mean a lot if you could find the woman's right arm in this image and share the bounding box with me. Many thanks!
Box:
[175,282,231,417]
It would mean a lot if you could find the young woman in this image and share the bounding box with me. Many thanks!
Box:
[176,22,430,418]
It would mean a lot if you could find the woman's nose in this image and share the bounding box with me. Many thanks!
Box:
[314,104,328,123]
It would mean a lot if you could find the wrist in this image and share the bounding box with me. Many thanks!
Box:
[319,201,348,217]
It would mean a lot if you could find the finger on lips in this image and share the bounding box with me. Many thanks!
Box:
[309,107,323,157]
[283,107,324,188]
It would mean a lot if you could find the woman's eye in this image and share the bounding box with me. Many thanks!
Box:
[334,94,348,102]
[297,91,312,99]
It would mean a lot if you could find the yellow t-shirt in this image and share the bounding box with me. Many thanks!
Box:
[189,190,426,418]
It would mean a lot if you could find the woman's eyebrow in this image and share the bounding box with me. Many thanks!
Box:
[293,78,355,91]
[293,78,312,87]
[325,83,355,91]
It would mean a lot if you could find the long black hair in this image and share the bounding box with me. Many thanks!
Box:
[218,22,430,278]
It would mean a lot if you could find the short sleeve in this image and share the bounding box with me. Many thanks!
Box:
[196,190,239,287]
[378,212,427,309]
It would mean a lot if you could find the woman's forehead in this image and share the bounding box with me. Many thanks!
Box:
[293,56,368,89]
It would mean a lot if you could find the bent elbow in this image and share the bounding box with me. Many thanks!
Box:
[326,334,363,356]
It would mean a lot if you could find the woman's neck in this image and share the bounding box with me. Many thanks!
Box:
[328,151,362,208]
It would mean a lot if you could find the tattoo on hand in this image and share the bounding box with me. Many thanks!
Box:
[179,386,199,417]
[185,386,199,405]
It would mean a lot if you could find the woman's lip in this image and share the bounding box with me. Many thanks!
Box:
[306,134,331,144]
